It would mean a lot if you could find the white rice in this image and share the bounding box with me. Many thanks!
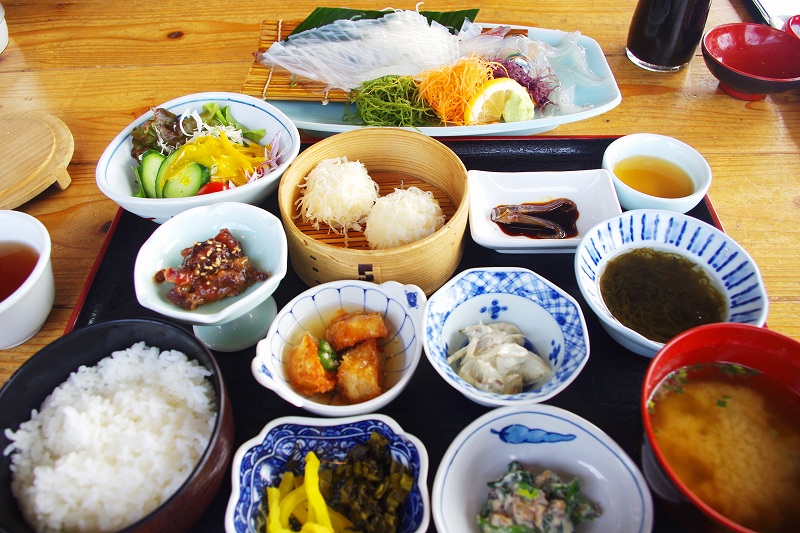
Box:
[3,342,217,533]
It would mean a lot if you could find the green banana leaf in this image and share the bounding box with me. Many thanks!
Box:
[289,7,480,37]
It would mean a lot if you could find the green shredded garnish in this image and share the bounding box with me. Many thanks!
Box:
[344,75,440,127]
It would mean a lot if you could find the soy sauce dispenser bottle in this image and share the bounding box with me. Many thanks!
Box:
[626,0,713,72]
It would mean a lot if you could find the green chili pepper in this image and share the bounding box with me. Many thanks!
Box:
[318,339,340,371]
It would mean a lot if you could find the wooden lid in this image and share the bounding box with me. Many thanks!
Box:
[0,111,74,210]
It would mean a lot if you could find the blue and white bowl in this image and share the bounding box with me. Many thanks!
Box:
[432,405,653,533]
[252,280,426,416]
[574,209,768,357]
[225,414,430,533]
[422,267,590,407]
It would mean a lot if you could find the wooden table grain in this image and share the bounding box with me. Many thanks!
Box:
[1,0,798,383]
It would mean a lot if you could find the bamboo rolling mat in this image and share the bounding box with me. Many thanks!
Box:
[241,19,349,103]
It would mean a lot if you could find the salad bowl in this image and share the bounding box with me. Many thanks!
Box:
[96,92,300,224]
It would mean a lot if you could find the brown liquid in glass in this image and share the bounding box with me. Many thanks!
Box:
[0,242,39,303]
[627,0,712,68]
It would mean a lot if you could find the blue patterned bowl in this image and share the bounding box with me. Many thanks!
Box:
[224,414,430,533]
[252,280,425,416]
[422,267,590,406]
[574,209,768,357]
[432,405,653,533]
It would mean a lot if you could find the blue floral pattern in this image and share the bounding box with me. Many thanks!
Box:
[424,268,589,405]
[229,417,427,533]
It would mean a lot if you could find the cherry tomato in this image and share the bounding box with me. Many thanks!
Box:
[196,182,228,195]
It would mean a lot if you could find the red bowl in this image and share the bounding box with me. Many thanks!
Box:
[641,323,800,532]
[701,22,800,100]
[788,14,800,40]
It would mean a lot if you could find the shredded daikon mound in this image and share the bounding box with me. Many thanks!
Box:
[364,186,445,249]
[296,157,379,237]
[417,55,494,125]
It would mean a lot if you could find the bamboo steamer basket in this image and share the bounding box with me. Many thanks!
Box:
[278,128,469,295]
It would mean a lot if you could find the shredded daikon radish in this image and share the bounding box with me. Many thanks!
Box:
[364,186,445,249]
[258,10,461,92]
[295,157,379,237]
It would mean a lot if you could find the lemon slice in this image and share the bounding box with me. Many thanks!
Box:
[465,78,536,125]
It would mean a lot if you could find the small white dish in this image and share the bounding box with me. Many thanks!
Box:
[134,202,287,351]
[0,211,54,349]
[252,279,426,416]
[468,168,621,253]
[433,405,653,533]
[602,133,712,213]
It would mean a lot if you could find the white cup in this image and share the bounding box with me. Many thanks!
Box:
[0,3,8,55]
[0,211,55,349]
[602,133,712,214]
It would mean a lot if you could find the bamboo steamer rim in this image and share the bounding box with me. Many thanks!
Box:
[278,128,469,258]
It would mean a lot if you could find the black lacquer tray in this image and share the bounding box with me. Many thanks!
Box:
[70,137,719,532]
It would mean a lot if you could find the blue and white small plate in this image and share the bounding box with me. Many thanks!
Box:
[423,267,590,406]
[468,168,622,254]
[574,209,768,357]
[433,405,653,533]
[225,414,430,533]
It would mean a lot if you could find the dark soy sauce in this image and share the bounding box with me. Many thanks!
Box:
[626,0,712,71]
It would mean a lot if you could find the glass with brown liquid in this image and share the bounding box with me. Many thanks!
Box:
[626,0,712,72]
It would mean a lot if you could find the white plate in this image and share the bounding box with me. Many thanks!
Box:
[269,27,621,138]
[468,168,622,253]
[432,405,653,533]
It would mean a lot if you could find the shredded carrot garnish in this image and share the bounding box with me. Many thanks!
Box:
[417,55,494,126]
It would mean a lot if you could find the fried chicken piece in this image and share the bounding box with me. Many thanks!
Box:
[337,338,384,404]
[287,333,336,396]
[324,311,389,352]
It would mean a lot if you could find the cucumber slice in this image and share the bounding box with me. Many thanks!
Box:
[139,150,166,198]
[161,162,211,198]
[155,150,178,198]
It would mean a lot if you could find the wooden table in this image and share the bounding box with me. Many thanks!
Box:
[1,0,799,526]
[4,0,798,379]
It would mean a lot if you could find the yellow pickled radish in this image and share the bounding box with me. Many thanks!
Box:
[464,77,536,125]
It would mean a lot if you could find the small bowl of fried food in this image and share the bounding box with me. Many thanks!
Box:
[251,279,426,416]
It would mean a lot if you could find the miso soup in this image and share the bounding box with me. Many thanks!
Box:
[648,363,800,532]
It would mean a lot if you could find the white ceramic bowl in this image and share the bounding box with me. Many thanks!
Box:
[574,209,768,357]
[0,211,54,349]
[467,168,622,254]
[602,133,712,213]
[226,414,430,533]
[134,202,287,351]
[96,92,301,224]
[432,405,653,533]
[422,267,590,407]
[252,280,426,416]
